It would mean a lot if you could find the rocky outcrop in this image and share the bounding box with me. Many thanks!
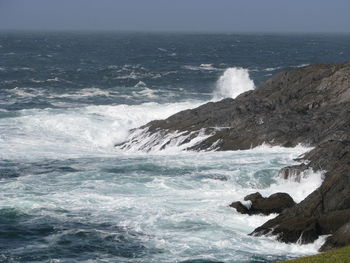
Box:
[230,192,295,215]
[320,222,350,251]
[119,62,350,152]
[118,62,350,250]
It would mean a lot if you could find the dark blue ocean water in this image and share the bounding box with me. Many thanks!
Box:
[0,32,349,263]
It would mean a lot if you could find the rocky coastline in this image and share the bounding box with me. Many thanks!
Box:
[118,62,350,251]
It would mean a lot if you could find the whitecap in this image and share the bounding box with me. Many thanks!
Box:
[0,100,203,159]
[47,88,110,99]
[183,64,220,71]
[293,63,310,68]
[134,81,147,88]
[263,66,282,72]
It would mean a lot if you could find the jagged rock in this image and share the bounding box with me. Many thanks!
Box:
[229,201,249,214]
[244,192,262,202]
[118,62,350,249]
[230,192,295,216]
[320,222,350,252]
[119,62,350,152]
[250,142,350,244]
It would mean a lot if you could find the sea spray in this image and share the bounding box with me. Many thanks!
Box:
[1,32,347,263]
[213,67,255,100]
[118,68,256,153]
[0,146,324,262]
[0,101,203,159]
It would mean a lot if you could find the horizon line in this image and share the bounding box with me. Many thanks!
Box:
[0,28,350,35]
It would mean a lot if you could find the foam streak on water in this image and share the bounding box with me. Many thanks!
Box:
[0,145,323,263]
[0,101,202,159]
[0,94,324,262]
[0,74,323,263]
[2,32,347,263]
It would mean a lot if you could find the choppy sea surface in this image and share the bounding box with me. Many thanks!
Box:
[1,32,350,263]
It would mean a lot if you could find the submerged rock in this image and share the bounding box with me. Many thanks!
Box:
[230,192,295,215]
[118,62,350,250]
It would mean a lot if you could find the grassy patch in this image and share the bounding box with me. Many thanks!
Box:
[279,246,350,263]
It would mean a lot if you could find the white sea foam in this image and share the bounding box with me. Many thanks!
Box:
[119,128,212,153]
[213,67,255,100]
[260,169,323,203]
[263,66,282,72]
[294,63,310,68]
[8,87,41,97]
[7,87,110,99]
[133,88,159,98]
[47,88,111,98]
[183,64,220,71]
[134,81,146,88]
[0,100,203,159]
[12,67,35,71]
[0,146,323,261]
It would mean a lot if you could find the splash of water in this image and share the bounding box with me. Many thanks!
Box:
[213,67,255,101]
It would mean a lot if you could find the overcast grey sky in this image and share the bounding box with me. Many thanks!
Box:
[0,0,349,32]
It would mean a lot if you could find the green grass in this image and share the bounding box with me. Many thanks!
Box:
[279,246,350,263]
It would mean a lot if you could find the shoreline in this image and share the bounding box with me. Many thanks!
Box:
[118,62,350,254]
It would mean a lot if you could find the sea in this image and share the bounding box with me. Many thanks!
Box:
[1,32,350,263]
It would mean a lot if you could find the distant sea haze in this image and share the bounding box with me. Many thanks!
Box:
[0,32,349,263]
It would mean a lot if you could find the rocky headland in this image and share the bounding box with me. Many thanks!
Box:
[118,62,350,251]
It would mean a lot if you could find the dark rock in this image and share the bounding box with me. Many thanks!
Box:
[278,164,308,182]
[229,201,249,214]
[244,192,262,202]
[230,192,295,216]
[320,222,350,252]
[117,62,350,249]
[119,62,350,153]
[250,193,296,215]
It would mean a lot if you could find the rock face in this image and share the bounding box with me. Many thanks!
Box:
[230,192,296,215]
[320,222,350,251]
[119,62,350,152]
[118,62,350,250]
[251,141,350,246]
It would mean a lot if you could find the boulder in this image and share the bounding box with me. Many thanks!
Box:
[230,192,295,216]
[229,201,249,214]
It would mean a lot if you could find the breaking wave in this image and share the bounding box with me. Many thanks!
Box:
[213,67,255,101]
[0,101,203,159]
[117,67,256,153]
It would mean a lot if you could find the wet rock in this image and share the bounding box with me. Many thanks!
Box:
[229,201,250,214]
[278,164,308,182]
[230,192,295,216]
[244,192,262,202]
[119,62,350,152]
[320,222,350,252]
[118,62,350,249]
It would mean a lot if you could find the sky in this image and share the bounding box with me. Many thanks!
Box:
[0,0,349,33]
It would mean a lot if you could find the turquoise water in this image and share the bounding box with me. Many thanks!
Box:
[0,32,349,262]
